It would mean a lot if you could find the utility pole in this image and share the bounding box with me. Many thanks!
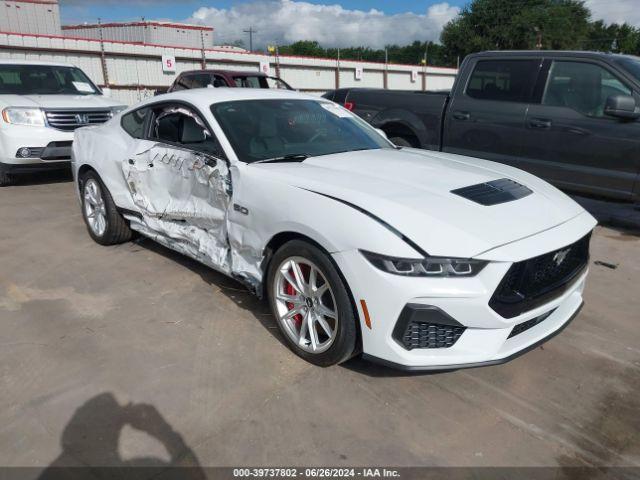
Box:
[383,47,389,89]
[200,30,206,69]
[534,27,542,49]
[243,27,257,52]
[335,47,340,89]
[97,18,109,88]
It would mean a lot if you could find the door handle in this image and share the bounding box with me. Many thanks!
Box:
[529,118,552,129]
[453,111,471,121]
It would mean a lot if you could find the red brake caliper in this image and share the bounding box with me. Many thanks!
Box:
[285,264,309,330]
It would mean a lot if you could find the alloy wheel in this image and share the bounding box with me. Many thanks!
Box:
[273,256,339,354]
[83,178,107,237]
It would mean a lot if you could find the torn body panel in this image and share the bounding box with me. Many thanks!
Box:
[122,141,239,278]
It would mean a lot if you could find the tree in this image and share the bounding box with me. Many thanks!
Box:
[440,0,591,61]
[586,21,640,54]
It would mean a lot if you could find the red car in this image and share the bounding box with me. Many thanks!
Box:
[165,69,293,93]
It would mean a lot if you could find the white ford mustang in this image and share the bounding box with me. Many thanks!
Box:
[72,88,597,370]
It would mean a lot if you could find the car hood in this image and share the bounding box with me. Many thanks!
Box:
[258,148,587,258]
[0,94,124,109]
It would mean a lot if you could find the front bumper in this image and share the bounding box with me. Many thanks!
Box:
[0,125,73,169]
[333,212,596,370]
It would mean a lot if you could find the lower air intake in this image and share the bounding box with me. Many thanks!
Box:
[392,304,466,350]
[399,322,466,350]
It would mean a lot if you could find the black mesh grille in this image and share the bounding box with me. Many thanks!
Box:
[508,309,555,338]
[400,322,466,350]
[490,234,591,318]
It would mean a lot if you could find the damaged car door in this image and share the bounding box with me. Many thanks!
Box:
[122,102,233,274]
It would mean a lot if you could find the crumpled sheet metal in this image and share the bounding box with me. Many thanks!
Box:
[122,143,263,291]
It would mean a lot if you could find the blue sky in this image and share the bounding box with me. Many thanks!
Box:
[58,0,631,49]
[60,1,468,24]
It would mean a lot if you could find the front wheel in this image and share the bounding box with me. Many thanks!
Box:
[388,136,414,148]
[81,171,133,245]
[0,169,13,187]
[267,240,358,367]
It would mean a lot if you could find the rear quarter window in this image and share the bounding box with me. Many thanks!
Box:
[466,59,539,102]
[121,108,148,138]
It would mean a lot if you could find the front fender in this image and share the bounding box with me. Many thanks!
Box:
[227,167,422,290]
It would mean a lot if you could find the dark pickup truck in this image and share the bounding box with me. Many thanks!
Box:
[323,51,640,203]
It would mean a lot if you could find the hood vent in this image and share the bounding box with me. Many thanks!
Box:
[451,178,532,206]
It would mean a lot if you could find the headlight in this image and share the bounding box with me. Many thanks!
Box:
[2,107,45,126]
[110,106,127,116]
[360,250,487,277]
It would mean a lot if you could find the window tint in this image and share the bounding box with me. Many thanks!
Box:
[190,73,213,89]
[121,108,148,139]
[150,106,225,158]
[0,64,99,95]
[233,76,266,88]
[466,60,539,102]
[171,75,192,91]
[543,61,631,117]
[266,76,292,90]
[613,55,640,83]
[212,75,228,88]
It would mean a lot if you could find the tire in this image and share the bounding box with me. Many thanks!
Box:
[80,171,133,246]
[0,169,13,187]
[388,136,414,148]
[267,239,358,367]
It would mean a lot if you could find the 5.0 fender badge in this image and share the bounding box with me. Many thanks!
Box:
[233,203,249,215]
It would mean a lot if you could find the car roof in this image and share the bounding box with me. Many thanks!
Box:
[180,69,267,77]
[140,87,323,107]
[469,50,636,61]
[0,58,75,67]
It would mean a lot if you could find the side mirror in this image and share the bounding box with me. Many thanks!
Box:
[154,88,168,96]
[604,94,640,120]
[375,128,388,139]
[101,87,112,98]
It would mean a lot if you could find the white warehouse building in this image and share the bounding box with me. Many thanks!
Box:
[0,0,62,36]
[62,21,214,49]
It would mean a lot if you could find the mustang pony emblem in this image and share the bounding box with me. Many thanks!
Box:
[553,248,571,267]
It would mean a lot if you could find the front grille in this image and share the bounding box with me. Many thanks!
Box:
[399,322,466,350]
[44,109,112,131]
[490,234,591,318]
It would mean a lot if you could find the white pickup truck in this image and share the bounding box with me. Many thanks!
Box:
[0,59,127,186]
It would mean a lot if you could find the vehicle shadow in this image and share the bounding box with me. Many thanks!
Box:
[39,392,206,480]
[7,168,73,186]
[131,237,288,350]
[132,237,446,378]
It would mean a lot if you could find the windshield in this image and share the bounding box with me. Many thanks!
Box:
[0,64,100,95]
[210,99,392,163]
[613,55,640,83]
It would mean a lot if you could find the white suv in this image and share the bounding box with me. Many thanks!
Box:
[0,59,126,186]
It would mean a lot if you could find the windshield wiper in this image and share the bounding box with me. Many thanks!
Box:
[254,154,309,164]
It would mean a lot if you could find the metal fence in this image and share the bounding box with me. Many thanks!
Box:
[0,31,458,105]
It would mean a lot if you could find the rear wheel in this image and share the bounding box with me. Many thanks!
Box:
[81,171,133,245]
[267,240,358,366]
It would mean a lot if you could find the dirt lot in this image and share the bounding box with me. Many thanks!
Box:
[1,173,639,470]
